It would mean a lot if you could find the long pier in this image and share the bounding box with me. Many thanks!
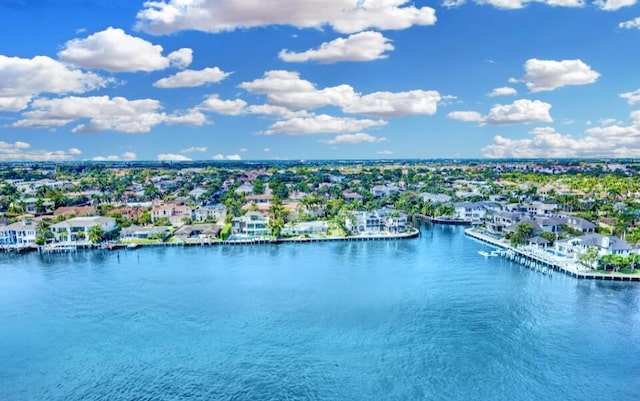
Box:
[465,228,640,282]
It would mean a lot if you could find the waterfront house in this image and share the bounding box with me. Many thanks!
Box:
[556,234,632,258]
[486,211,524,233]
[527,236,551,248]
[0,220,37,247]
[231,212,270,238]
[347,209,408,235]
[51,216,116,244]
[283,221,329,237]
[174,224,221,241]
[120,225,170,241]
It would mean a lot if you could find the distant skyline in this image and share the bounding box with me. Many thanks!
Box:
[1,0,640,161]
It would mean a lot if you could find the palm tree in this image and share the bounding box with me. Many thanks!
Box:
[88,226,105,244]
[268,197,287,238]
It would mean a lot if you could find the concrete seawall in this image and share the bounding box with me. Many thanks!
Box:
[465,228,640,282]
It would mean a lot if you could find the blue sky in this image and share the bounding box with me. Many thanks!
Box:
[1,0,640,161]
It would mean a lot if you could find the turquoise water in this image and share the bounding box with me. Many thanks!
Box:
[1,224,639,401]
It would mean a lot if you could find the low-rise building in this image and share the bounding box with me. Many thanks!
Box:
[194,204,227,223]
[231,212,270,237]
[557,233,632,258]
[283,221,329,237]
[0,220,37,247]
[347,209,408,235]
[120,225,170,241]
[51,216,116,243]
[173,224,221,241]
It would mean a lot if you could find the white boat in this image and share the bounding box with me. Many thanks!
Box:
[127,243,141,249]
[478,251,491,257]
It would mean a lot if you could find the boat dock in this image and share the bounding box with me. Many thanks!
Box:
[465,228,640,282]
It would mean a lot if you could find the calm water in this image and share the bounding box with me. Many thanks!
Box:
[1,224,639,401]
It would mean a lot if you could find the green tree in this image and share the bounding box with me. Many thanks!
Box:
[35,220,53,246]
[510,223,534,247]
[579,247,600,270]
[267,197,286,238]
[88,226,104,244]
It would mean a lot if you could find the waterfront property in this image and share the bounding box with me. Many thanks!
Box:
[231,211,270,237]
[0,220,37,247]
[51,216,117,244]
[120,225,171,241]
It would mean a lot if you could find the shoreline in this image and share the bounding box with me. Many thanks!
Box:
[465,228,640,282]
[1,227,421,254]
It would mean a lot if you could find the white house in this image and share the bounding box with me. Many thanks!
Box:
[0,220,37,247]
[453,202,488,224]
[194,204,227,223]
[347,209,408,235]
[557,233,632,258]
[231,212,270,238]
[283,221,329,237]
[51,216,116,243]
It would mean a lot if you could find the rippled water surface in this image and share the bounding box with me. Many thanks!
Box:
[1,224,640,400]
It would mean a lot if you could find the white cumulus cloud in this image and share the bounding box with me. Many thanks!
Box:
[0,55,110,112]
[447,111,484,122]
[181,146,207,154]
[154,67,230,88]
[92,152,137,161]
[265,114,387,136]
[488,87,517,97]
[619,17,640,30]
[483,111,640,158]
[12,96,206,133]
[136,0,436,35]
[58,27,192,72]
[240,70,440,117]
[595,0,636,10]
[474,0,584,9]
[212,154,242,160]
[620,88,640,105]
[449,99,552,125]
[523,58,600,92]
[343,90,441,117]
[158,153,192,161]
[320,133,386,145]
[0,141,82,161]
[484,99,552,125]
[279,31,394,63]
[198,95,248,115]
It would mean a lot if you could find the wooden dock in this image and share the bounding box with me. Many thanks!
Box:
[465,228,640,282]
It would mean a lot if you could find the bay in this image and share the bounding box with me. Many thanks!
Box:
[1,224,639,400]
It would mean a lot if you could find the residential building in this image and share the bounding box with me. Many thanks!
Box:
[231,212,270,237]
[283,221,329,236]
[194,204,227,223]
[0,220,37,247]
[51,216,116,243]
[453,202,488,224]
[557,234,632,257]
[174,224,221,241]
[120,225,170,241]
[151,204,193,226]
